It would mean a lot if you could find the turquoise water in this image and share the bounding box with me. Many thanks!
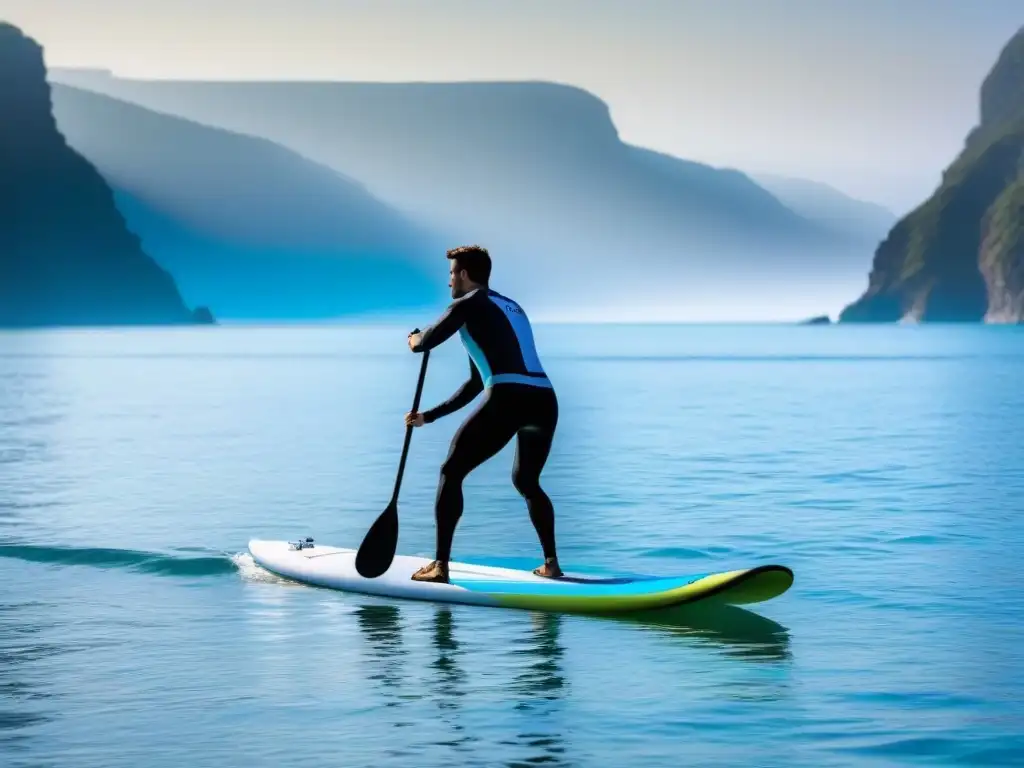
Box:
[2,323,1023,767]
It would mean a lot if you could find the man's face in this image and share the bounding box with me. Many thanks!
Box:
[449,261,470,298]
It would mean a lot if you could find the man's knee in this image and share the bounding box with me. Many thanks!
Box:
[440,454,469,485]
[512,466,540,497]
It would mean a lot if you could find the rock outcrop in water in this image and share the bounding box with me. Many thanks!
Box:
[840,25,1024,324]
[0,23,211,327]
[799,315,832,325]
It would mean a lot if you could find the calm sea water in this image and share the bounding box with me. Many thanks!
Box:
[1,322,1023,767]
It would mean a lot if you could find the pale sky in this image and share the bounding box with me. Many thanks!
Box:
[3,0,1023,215]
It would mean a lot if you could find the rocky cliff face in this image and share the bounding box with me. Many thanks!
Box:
[0,23,209,327]
[48,69,871,319]
[980,177,1024,322]
[979,28,1024,133]
[47,84,445,319]
[840,26,1024,324]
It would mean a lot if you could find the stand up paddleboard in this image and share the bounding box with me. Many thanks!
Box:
[247,538,793,614]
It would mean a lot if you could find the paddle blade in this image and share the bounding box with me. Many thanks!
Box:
[354,503,399,578]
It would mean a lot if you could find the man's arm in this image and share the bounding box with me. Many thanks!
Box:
[423,356,483,423]
[411,297,469,353]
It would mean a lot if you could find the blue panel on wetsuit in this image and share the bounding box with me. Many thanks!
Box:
[489,373,553,387]
[459,327,492,383]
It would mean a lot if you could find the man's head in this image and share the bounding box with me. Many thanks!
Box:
[446,245,491,299]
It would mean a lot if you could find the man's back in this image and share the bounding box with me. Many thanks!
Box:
[456,287,550,389]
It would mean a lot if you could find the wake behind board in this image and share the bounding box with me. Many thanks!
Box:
[247,538,793,614]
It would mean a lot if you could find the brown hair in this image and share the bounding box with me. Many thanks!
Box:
[446,245,491,285]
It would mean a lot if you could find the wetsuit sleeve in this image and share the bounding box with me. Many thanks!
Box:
[423,355,483,423]
[411,298,468,352]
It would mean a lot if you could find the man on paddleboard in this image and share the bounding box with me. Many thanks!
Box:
[404,245,562,584]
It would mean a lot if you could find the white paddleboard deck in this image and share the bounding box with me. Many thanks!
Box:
[247,538,794,613]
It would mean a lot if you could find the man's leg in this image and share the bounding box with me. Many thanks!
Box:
[510,389,561,578]
[412,392,517,583]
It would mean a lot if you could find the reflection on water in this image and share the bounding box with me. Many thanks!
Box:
[503,611,571,768]
[511,612,568,705]
[350,595,793,766]
[353,601,573,767]
[353,603,418,764]
[428,608,473,755]
[353,603,408,707]
[611,602,793,664]
[430,608,465,704]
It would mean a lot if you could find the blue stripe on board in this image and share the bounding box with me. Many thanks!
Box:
[452,555,664,581]
[453,573,713,597]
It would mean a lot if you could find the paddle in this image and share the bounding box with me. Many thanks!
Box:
[354,332,430,578]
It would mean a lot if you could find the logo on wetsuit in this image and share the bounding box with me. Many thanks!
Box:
[504,303,524,315]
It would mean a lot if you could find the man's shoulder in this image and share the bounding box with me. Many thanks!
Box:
[485,287,514,302]
[484,288,525,309]
[447,287,491,311]
[443,289,479,310]
[449,287,528,317]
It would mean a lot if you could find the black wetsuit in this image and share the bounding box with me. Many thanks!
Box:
[412,287,558,564]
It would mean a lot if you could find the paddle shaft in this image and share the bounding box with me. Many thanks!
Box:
[390,343,430,505]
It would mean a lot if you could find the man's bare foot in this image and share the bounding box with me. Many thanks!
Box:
[411,560,449,583]
[533,558,563,579]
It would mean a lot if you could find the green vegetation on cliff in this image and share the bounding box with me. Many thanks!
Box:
[840,26,1024,323]
[980,176,1024,322]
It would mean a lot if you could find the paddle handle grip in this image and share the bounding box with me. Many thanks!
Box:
[391,335,429,504]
